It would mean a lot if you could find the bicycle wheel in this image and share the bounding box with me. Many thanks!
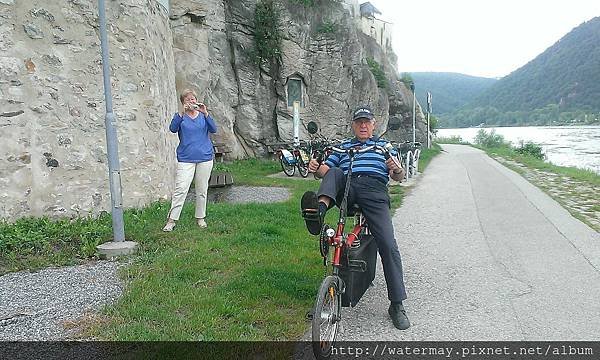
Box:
[404,151,412,178]
[280,156,295,176]
[312,275,341,360]
[413,149,420,174]
[297,156,309,178]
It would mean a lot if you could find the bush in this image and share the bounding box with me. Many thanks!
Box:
[317,20,336,34]
[254,0,281,65]
[366,58,388,89]
[290,0,314,6]
[399,72,413,88]
[474,129,510,148]
[515,141,545,160]
[435,135,466,144]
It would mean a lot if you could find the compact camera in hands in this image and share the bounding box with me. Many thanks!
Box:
[189,102,205,110]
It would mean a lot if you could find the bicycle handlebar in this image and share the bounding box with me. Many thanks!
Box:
[325,143,392,156]
[326,143,402,168]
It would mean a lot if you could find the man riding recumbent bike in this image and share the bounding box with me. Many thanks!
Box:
[301,107,410,359]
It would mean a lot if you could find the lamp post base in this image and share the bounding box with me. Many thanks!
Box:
[97,241,138,259]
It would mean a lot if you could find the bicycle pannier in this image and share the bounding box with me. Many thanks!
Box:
[339,234,377,307]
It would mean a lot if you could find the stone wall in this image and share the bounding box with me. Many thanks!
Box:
[0,0,178,220]
[360,15,393,54]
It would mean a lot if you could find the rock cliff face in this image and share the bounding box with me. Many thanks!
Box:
[170,0,427,157]
[0,0,427,221]
[0,0,177,220]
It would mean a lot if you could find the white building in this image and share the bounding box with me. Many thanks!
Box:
[342,1,394,53]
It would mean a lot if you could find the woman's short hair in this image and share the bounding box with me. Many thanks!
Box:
[179,89,197,104]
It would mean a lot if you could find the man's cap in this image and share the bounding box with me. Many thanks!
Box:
[352,106,374,121]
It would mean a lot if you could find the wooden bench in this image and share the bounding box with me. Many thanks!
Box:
[266,142,292,160]
[208,171,234,188]
[213,143,231,163]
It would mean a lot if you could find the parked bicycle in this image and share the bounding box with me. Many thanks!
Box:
[397,140,422,179]
[277,122,337,178]
[278,144,311,177]
[306,119,401,359]
[397,141,412,179]
[411,142,422,176]
[305,122,339,179]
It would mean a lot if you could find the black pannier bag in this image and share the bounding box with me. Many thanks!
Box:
[339,234,377,307]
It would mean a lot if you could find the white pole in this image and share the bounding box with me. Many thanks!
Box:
[426,112,430,148]
[293,101,300,147]
[426,91,431,148]
[411,83,416,144]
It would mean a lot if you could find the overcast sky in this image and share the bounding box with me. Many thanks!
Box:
[367,0,600,78]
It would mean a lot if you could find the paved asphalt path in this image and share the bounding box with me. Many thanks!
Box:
[320,144,600,341]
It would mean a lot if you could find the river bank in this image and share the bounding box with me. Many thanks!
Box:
[437,125,600,174]
[491,156,599,231]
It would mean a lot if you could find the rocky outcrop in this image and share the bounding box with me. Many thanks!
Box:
[0,0,177,220]
[170,0,428,157]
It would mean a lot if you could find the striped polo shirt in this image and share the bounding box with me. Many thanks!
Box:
[324,137,399,183]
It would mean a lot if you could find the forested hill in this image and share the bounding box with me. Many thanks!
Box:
[441,16,600,128]
[410,72,497,114]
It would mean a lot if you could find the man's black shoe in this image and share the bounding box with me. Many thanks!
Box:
[388,303,410,330]
[301,191,322,235]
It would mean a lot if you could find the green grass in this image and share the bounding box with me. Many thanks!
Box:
[0,214,113,274]
[434,135,469,145]
[1,153,442,342]
[418,143,442,172]
[99,198,320,341]
[91,159,415,341]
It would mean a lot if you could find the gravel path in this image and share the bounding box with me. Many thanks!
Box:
[0,260,124,340]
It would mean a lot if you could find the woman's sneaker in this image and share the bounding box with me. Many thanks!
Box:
[197,218,207,228]
[162,221,176,232]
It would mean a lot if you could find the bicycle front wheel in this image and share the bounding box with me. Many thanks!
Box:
[404,151,412,179]
[312,275,342,359]
[413,149,421,174]
[280,156,295,176]
[297,156,309,178]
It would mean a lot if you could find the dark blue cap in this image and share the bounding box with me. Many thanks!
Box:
[352,105,374,121]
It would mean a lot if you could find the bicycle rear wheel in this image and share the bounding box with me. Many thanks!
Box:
[280,156,295,176]
[312,275,341,359]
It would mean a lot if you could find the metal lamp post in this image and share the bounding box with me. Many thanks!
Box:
[96,0,137,258]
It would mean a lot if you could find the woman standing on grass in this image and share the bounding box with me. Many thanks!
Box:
[163,89,217,232]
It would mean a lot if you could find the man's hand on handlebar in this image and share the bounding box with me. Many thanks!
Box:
[308,158,321,173]
[386,156,405,181]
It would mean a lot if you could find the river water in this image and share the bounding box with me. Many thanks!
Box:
[436,126,600,174]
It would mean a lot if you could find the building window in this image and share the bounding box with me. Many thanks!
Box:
[287,78,303,107]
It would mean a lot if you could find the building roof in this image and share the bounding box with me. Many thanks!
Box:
[360,2,382,17]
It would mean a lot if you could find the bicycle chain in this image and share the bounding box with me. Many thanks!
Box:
[319,224,330,260]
